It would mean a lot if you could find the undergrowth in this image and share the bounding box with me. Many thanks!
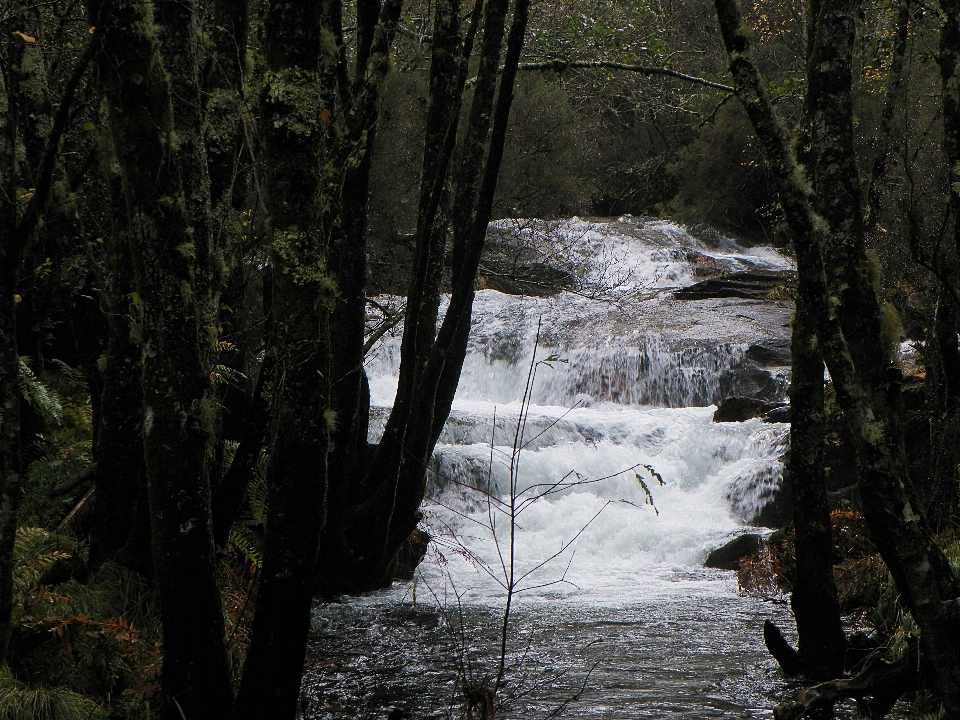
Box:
[738,511,960,717]
[3,360,264,718]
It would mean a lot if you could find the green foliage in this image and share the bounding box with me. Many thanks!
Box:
[18,359,93,528]
[245,451,270,528]
[11,558,162,717]
[221,442,268,569]
[17,358,63,427]
[0,666,105,720]
[494,75,589,218]
[12,527,76,611]
[669,102,781,241]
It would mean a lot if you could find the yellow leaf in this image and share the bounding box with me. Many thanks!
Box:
[13,294,21,304]
[12,30,36,43]
[88,26,95,34]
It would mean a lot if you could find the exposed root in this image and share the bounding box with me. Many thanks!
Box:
[773,648,919,720]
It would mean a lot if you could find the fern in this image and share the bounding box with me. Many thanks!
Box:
[13,528,75,611]
[17,358,63,426]
[221,440,240,479]
[246,452,269,527]
[228,526,262,569]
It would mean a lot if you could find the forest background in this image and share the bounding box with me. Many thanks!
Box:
[2,0,960,718]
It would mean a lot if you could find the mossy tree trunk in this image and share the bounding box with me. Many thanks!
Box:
[713,0,960,712]
[89,235,149,570]
[924,289,960,531]
[321,0,404,589]
[930,0,960,532]
[89,0,233,716]
[0,21,28,666]
[231,0,335,714]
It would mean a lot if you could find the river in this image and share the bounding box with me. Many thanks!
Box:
[299,218,873,719]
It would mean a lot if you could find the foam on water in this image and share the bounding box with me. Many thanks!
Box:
[364,218,793,608]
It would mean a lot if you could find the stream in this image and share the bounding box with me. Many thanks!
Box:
[299,218,879,719]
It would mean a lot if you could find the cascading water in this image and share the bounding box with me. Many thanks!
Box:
[302,218,816,718]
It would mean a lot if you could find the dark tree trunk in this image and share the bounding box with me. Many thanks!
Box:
[924,289,960,531]
[787,295,846,680]
[319,0,532,594]
[90,0,233,716]
[713,0,960,712]
[204,0,248,212]
[0,17,28,667]
[866,0,910,224]
[932,0,960,533]
[232,0,333,715]
[89,275,147,568]
[211,352,276,550]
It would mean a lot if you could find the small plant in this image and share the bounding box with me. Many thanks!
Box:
[421,322,660,718]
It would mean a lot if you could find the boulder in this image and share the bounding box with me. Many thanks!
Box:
[713,395,789,422]
[704,534,763,570]
[763,405,791,423]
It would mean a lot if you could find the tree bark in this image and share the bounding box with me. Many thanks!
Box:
[232,0,333,714]
[924,288,960,531]
[788,294,846,680]
[0,13,28,667]
[89,255,148,569]
[326,0,533,594]
[90,0,233,715]
[712,0,960,712]
[866,0,910,224]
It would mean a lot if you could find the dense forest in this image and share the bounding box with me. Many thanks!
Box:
[1,0,960,717]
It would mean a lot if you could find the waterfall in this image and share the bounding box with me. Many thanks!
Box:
[365,217,795,605]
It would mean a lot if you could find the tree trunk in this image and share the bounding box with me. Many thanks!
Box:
[924,289,960,531]
[89,274,148,569]
[787,295,846,680]
[713,0,960,712]
[90,0,233,715]
[866,0,910,224]
[232,0,333,714]
[0,15,27,667]
[323,0,533,594]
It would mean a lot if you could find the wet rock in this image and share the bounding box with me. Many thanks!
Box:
[745,339,791,367]
[763,405,791,423]
[672,270,795,301]
[478,263,577,297]
[726,461,792,528]
[713,396,789,422]
[749,475,793,528]
[704,534,763,570]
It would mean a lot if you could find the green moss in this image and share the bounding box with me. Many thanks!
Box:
[263,68,323,136]
[880,301,903,360]
[323,408,338,432]
[864,249,883,293]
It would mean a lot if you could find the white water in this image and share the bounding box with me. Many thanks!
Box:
[304,220,818,718]
[363,218,794,607]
